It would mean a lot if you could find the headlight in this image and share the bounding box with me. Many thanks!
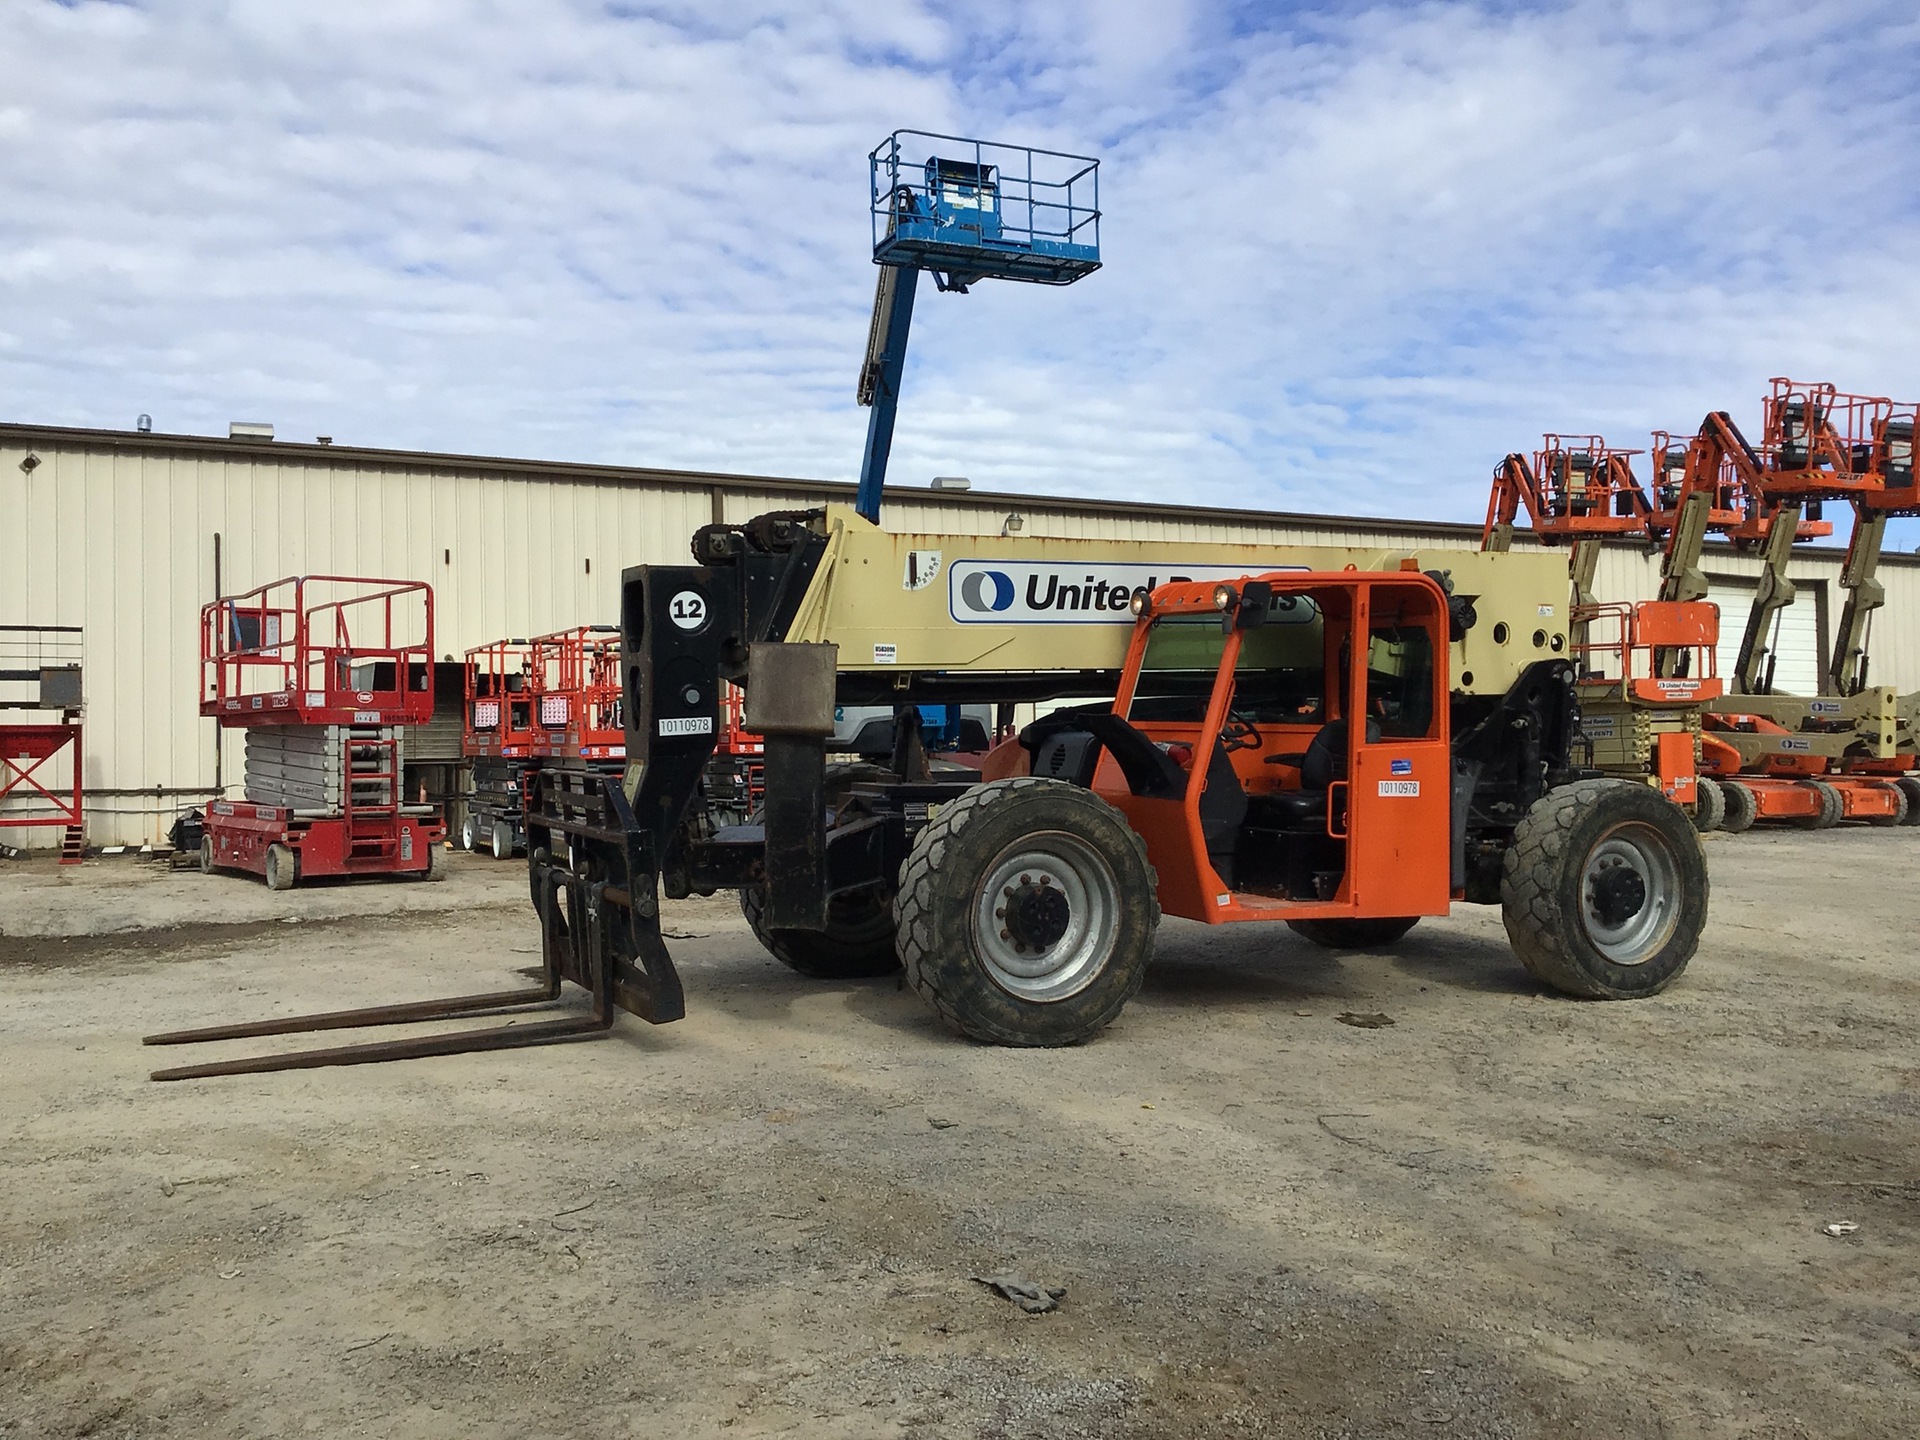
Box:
[1212,583,1238,611]
[1129,590,1150,617]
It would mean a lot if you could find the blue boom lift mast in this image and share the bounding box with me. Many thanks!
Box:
[854,131,1102,522]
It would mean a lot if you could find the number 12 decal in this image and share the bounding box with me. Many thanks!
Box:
[668,590,707,631]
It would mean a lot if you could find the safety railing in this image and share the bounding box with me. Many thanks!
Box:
[1573,601,1721,703]
[0,625,83,712]
[202,577,433,725]
[870,130,1101,285]
[463,638,539,758]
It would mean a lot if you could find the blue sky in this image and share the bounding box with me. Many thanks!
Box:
[5,0,1920,547]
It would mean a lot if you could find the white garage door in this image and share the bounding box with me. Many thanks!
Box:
[1707,579,1820,695]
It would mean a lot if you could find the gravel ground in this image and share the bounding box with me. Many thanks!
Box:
[2,829,1918,1439]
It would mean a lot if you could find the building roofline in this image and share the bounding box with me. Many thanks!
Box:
[4,419,1913,565]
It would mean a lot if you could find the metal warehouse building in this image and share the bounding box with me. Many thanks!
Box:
[6,419,1920,848]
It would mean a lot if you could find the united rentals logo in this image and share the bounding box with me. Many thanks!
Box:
[948,561,1310,624]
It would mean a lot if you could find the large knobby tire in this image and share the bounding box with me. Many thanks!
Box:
[741,763,901,980]
[1864,782,1908,829]
[1793,779,1842,831]
[1718,780,1758,834]
[894,777,1160,1047]
[264,842,298,892]
[1285,916,1420,949]
[1896,776,1920,827]
[1691,778,1725,834]
[1500,778,1706,1000]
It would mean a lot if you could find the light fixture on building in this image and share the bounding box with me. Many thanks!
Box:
[19,452,40,474]
[229,421,274,441]
[931,475,971,492]
[1002,513,1025,535]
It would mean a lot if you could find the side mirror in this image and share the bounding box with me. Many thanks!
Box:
[1234,580,1275,631]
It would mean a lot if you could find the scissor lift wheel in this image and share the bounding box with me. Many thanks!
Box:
[264,842,298,892]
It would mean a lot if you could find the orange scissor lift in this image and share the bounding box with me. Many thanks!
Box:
[201,577,443,889]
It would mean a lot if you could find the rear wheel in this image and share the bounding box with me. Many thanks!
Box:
[1691,778,1725,833]
[1718,780,1757,834]
[491,818,517,860]
[1793,779,1842,831]
[1865,783,1908,828]
[264,842,298,892]
[895,777,1159,1046]
[1501,778,1706,999]
[199,835,215,875]
[460,814,477,851]
[742,763,901,979]
[1896,776,1920,826]
[1285,916,1420,949]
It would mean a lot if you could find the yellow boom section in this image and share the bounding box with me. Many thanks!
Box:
[785,505,1569,697]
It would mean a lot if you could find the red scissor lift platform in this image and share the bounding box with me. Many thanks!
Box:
[201,576,443,889]
[461,637,539,857]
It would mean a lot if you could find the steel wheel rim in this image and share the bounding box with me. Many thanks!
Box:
[971,830,1118,1002]
[1579,821,1681,966]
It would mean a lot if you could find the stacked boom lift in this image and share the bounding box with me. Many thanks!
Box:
[151,130,1716,1082]
[1483,380,1920,832]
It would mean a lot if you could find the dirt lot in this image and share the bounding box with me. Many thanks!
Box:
[2,831,1918,1440]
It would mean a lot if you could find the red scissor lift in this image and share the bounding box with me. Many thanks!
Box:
[201,576,443,889]
[460,637,538,858]
[463,626,764,857]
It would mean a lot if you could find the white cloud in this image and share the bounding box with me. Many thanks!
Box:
[3,0,1920,546]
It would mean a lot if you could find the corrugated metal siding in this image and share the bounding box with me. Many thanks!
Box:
[6,429,1920,844]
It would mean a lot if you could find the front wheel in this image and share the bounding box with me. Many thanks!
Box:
[1865,783,1908,828]
[741,762,901,979]
[1896,776,1920,827]
[199,834,215,875]
[1285,916,1420,949]
[491,818,517,860]
[1718,780,1758,834]
[460,814,477,851]
[1691,778,1725,834]
[1793,779,1842,831]
[264,842,299,893]
[894,777,1159,1046]
[1501,778,1706,999]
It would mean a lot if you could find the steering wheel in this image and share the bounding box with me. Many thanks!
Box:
[1220,710,1263,753]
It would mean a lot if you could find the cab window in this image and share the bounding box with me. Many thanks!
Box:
[1129,605,1324,725]
[1365,625,1436,738]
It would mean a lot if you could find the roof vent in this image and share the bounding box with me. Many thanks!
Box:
[229,421,274,441]
[931,475,971,492]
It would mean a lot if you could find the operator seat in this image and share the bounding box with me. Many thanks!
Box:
[1254,717,1379,825]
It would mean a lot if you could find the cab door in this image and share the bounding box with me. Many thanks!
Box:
[1341,579,1452,918]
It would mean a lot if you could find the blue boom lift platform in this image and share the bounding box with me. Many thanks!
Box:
[855,131,1101,522]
